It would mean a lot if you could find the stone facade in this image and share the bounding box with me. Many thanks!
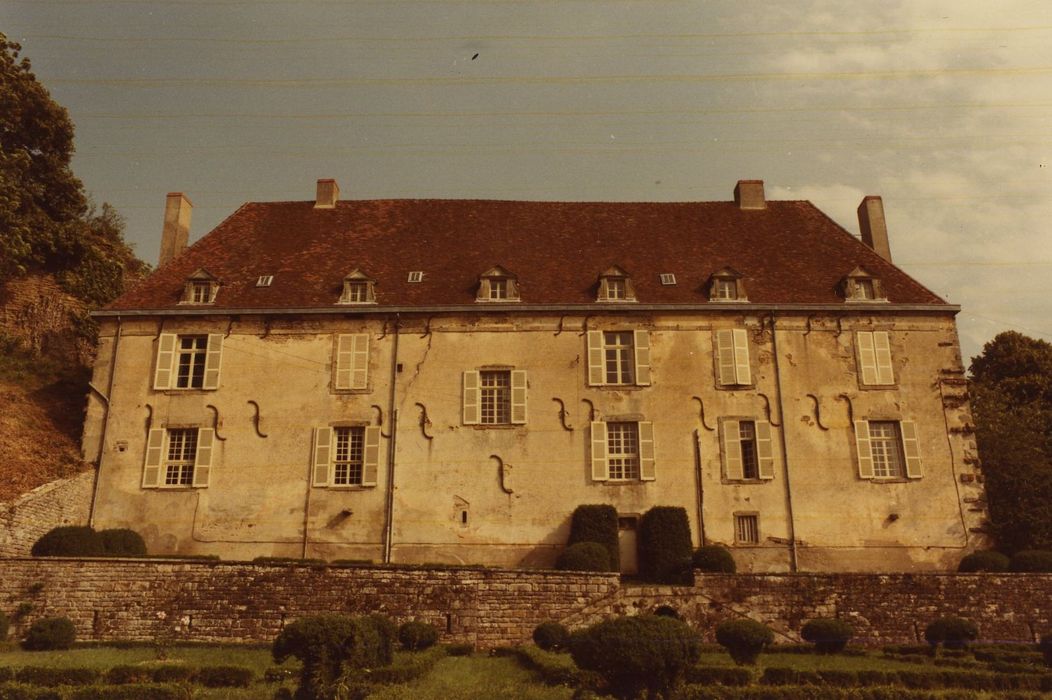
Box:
[0,472,94,557]
[0,560,1047,648]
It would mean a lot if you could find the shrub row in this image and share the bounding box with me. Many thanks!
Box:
[30,527,146,558]
[957,549,1052,572]
[684,666,753,686]
[759,666,1052,692]
[6,665,252,689]
[679,685,1034,700]
[0,683,185,700]
[564,505,619,572]
[499,645,588,687]
[364,645,447,685]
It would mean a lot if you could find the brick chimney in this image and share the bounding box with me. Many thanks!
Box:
[857,195,892,262]
[158,193,192,268]
[734,180,766,210]
[315,178,340,209]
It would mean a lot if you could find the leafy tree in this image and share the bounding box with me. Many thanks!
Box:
[970,332,1052,552]
[0,33,145,307]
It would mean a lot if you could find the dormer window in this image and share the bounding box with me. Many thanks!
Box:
[339,269,376,304]
[707,267,747,302]
[476,266,519,302]
[181,269,218,305]
[842,267,887,302]
[597,266,636,302]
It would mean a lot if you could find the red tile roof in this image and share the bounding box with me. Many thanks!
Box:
[107,199,946,311]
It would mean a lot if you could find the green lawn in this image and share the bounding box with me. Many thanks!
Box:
[369,655,573,700]
[0,643,281,674]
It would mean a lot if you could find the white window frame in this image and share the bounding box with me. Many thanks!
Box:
[714,328,752,387]
[256,275,274,287]
[480,370,512,424]
[719,418,775,481]
[153,333,223,391]
[854,419,922,480]
[659,273,677,286]
[312,425,381,488]
[142,426,214,489]
[408,271,424,283]
[463,369,527,425]
[586,330,651,386]
[590,420,656,482]
[333,426,366,486]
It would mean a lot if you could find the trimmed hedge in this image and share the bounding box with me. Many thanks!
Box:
[67,685,185,700]
[14,668,100,687]
[30,527,105,557]
[693,545,736,573]
[801,618,854,654]
[1009,550,1052,572]
[567,505,620,572]
[21,617,76,651]
[957,550,1010,572]
[570,614,701,699]
[684,666,753,686]
[194,666,253,688]
[533,621,569,652]
[501,645,584,686]
[638,506,694,584]
[715,620,774,666]
[556,542,611,572]
[364,645,447,685]
[924,617,979,650]
[398,621,439,651]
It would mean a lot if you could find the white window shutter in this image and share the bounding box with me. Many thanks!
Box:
[633,330,652,386]
[362,426,381,486]
[901,421,922,478]
[854,420,874,479]
[193,428,214,488]
[638,421,656,481]
[334,334,353,390]
[351,334,369,389]
[142,428,165,488]
[202,334,223,390]
[463,371,481,425]
[510,370,528,424]
[312,427,333,487]
[153,334,176,390]
[597,277,610,301]
[732,328,751,385]
[477,278,490,301]
[590,421,609,481]
[587,331,605,386]
[715,330,737,386]
[720,419,743,480]
[756,420,775,480]
[857,332,878,385]
[874,331,895,385]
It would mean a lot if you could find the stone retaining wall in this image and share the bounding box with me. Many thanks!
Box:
[0,560,1048,648]
[0,472,95,557]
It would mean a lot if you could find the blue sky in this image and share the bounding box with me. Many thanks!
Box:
[3,0,1050,362]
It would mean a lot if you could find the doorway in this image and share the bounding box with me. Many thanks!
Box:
[617,515,639,575]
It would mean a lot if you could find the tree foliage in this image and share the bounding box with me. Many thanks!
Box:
[0,33,146,307]
[969,331,1052,552]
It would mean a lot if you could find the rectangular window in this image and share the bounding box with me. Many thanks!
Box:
[607,422,640,480]
[735,514,759,544]
[333,334,369,391]
[858,279,876,299]
[714,278,737,300]
[659,273,676,286]
[715,329,752,386]
[738,421,759,479]
[869,421,904,478]
[164,428,198,486]
[176,336,208,389]
[489,279,509,300]
[606,278,627,300]
[480,370,511,424]
[408,271,424,283]
[856,331,895,386]
[603,331,636,385]
[256,275,273,287]
[333,426,365,486]
[344,282,370,303]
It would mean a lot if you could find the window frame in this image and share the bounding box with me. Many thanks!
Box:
[332,333,370,392]
[154,333,223,391]
[589,420,656,482]
[463,369,527,426]
[719,417,775,481]
[586,330,651,387]
[733,512,760,545]
[854,419,922,480]
[707,268,747,303]
[332,426,367,487]
[142,426,214,489]
[606,421,641,481]
[476,266,520,302]
[856,330,895,387]
[312,424,381,488]
[713,328,753,387]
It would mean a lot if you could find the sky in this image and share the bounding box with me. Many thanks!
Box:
[2,0,1050,363]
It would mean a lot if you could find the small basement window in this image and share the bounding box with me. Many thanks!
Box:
[256,275,274,287]
[734,513,759,544]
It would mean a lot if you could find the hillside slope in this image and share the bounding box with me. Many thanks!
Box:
[0,351,89,503]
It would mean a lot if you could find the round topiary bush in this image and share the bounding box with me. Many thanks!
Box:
[715,619,774,665]
[1009,550,1052,572]
[556,542,611,572]
[569,614,701,700]
[98,528,147,557]
[957,550,1010,572]
[924,617,979,650]
[533,621,569,652]
[22,616,77,651]
[800,618,854,654]
[398,621,439,651]
[30,526,105,557]
[692,545,736,573]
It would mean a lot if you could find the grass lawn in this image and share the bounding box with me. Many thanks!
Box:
[0,643,282,674]
[369,655,573,700]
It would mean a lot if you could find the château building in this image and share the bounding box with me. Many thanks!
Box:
[81,179,987,572]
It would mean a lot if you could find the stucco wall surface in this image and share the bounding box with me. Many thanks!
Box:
[1,561,1048,648]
